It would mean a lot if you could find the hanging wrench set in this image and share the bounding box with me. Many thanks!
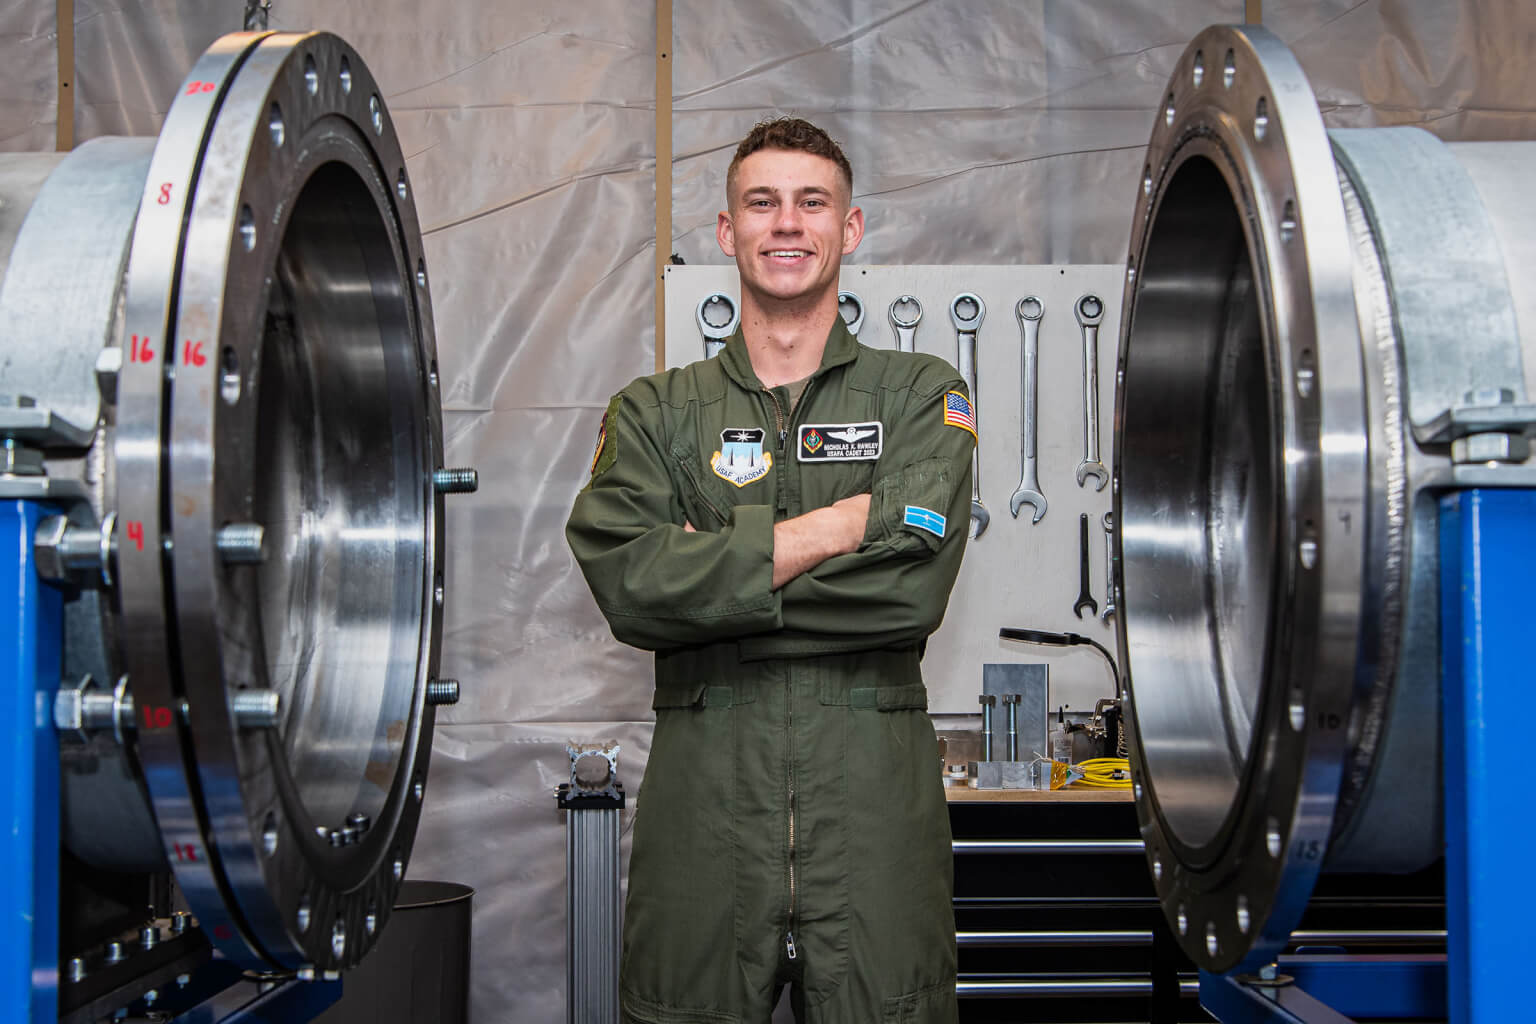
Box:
[662,264,1121,714]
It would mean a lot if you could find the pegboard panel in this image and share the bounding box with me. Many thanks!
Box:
[663,264,1125,714]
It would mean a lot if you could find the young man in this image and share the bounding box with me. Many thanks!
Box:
[566,118,972,1023]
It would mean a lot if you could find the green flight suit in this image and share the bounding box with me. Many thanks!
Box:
[566,319,973,1024]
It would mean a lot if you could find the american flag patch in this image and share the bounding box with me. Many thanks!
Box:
[943,390,977,439]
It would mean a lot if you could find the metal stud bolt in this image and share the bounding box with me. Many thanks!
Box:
[216,523,267,564]
[426,679,460,706]
[432,468,479,494]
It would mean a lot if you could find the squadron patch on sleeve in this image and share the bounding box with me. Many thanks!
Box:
[797,422,883,462]
[590,394,622,477]
[711,427,773,487]
[943,390,977,440]
[903,505,947,537]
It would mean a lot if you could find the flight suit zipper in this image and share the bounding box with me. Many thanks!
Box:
[769,376,815,966]
[762,386,787,452]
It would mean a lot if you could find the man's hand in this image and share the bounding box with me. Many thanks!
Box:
[771,493,870,590]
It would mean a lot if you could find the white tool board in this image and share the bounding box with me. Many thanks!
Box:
[662,264,1124,715]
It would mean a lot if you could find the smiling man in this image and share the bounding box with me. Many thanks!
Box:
[566,118,973,1024]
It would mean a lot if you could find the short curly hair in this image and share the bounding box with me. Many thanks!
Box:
[726,117,854,201]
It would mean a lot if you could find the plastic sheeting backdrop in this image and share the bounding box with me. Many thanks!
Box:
[4,1,1534,1019]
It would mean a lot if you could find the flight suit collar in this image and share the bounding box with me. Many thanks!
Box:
[717,316,859,392]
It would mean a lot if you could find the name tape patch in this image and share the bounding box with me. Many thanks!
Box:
[903,505,947,537]
[798,422,883,462]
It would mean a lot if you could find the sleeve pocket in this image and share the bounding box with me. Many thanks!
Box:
[869,456,953,553]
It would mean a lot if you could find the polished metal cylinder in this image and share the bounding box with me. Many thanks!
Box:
[1115,23,1536,972]
[0,30,451,974]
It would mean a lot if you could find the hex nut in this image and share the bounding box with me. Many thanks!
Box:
[1462,386,1516,408]
[1451,431,1529,464]
[33,515,70,581]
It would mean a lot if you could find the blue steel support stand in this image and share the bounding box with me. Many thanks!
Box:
[1200,488,1533,1023]
[3,499,62,1024]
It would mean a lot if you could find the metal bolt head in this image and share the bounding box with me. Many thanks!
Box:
[54,684,86,733]
[95,346,123,403]
[33,514,70,580]
[978,694,997,707]
[1001,693,1021,705]
[322,969,342,981]
[1462,386,1516,407]
[171,911,189,934]
[176,973,190,988]
[67,957,85,983]
[104,941,124,964]
[140,924,157,949]
[143,988,158,1006]
[2,438,45,476]
[347,812,372,833]
[1451,431,1529,464]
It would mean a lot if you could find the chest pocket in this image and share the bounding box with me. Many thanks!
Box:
[669,439,733,530]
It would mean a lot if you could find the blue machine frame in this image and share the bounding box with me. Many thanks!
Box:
[2,495,340,1021]
[1200,488,1533,1024]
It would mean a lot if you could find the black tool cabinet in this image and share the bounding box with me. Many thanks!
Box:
[948,792,1444,1024]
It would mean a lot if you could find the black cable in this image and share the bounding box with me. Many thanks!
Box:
[998,627,1120,697]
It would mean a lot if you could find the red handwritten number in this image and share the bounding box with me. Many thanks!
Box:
[156,183,172,205]
[185,80,216,95]
[183,340,207,367]
[125,520,145,551]
[174,843,199,862]
[141,704,173,730]
[130,334,155,363]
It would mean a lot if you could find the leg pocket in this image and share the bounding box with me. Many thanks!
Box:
[623,684,754,1011]
[881,980,957,1024]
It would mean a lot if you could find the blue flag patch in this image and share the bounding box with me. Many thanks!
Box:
[903,505,947,537]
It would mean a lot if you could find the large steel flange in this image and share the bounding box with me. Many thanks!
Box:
[115,31,445,972]
[1112,24,1367,972]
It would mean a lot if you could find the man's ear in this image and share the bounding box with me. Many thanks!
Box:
[717,210,736,258]
[842,205,865,256]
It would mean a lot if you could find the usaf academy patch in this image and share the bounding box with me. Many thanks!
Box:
[711,427,773,487]
[797,422,883,462]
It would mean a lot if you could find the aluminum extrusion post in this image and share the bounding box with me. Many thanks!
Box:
[2,500,62,1024]
[1439,488,1532,1024]
[560,782,624,1023]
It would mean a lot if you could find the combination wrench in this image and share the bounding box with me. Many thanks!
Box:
[1100,512,1116,622]
[838,290,866,336]
[1073,512,1097,618]
[696,292,739,359]
[950,293,989,539]
[1008,296,1047,523]
[1074,294,1109,491]
[889,295,922,352]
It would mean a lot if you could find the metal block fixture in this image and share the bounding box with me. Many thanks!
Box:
[1114,21,1536,1022]
[559,744,625,1024]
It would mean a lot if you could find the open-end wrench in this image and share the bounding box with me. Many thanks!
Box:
[838,290,865,336]
[1074,294,1108,491]
[697,292,739,359]
[889,295,922,352]
[950,292,989,539]
[1009,296,1047,523]
[1100,512,1116,622]
[1073,513,1097,618]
